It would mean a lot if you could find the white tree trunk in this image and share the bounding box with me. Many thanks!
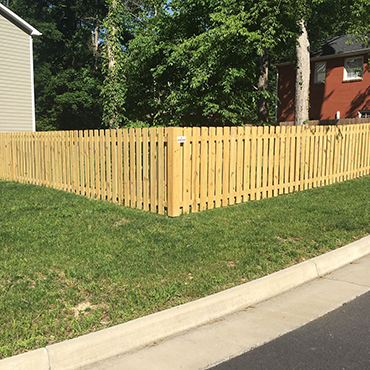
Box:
[107,1,116,70]
[257,50,269,123]
[294,21,310,126]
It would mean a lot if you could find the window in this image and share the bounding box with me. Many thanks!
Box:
[344,57,363,80]
[359,110,370,118]
[314,61,326,83]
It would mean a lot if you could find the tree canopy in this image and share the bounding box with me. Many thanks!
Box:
[2,0,370,129]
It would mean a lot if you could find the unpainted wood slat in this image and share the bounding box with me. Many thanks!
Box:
[191,127,200,212]
[51,132,56,188]
[182,127,192,214]
[123,129,130,207]
[142,128,149,210]
[332,127,341,184]
[346,125,353,180]
[235,126,243,203]
[199,127,208,211]
[308,127,315,189]
[99,130,106,200]
[149,127,157,212]
[339,126,346,182]
[278,126,286,194]
[104,130,111,201]
[358,124,365,177]
[293,126,300,192]
[214,127,222,208]
[64,131,70,192]
[365,125,370,174]
[249,127,257,199]
[301,127,308,190]
[243,126,251,201]
[228,127,236,205]
[273,127,280,196]
[268,127,275,198]
[54,132,61,190]
[129,128,136,207]
[326,127,333,185]
[316,126,323,187]
[93,130,100,199]
[88,130,94,198]
[255,127,263,200]
[112,129,119,204]
[261,126,269,199]
[81,130,88,196]
[136,129,143,209]
[222,127,230,206]
[354,125,361,177]
[283,127,291,193]
[116,129,124,205]
[348,125,355,179]
[208,127,216,209]
[78,131,84,195]
[157,127,165,215]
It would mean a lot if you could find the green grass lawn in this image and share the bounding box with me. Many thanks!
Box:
[1,176,370,358]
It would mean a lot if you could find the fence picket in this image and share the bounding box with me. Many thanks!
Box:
[157,127,165,215]
[222,127,230,206]
[149,128,156,212]
[93,130,100,199]
[136,129,142,209]
[261,126,269,199]
[142,128,149,211]
[269,127,275,195]
[249,127,257,200]
[123,129,130,207]
[243,126,251,201]
[111,129,118,204]
[200,127,208,210]
[208,127,216,209]
[229,126,236,205]
[192,127,200,212]
[215,127,222,208]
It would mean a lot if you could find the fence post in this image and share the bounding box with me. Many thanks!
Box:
[167,127,182,217]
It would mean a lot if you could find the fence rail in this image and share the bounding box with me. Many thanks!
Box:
[1,124,370,216]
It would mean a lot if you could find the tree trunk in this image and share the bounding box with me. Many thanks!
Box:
[107,0,117,70]
[106,0,118,128]
[294,21,310,126]
[92,23,99,56]
[257,50,269,123]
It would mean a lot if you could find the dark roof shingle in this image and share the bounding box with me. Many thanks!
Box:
[311,34,369,58]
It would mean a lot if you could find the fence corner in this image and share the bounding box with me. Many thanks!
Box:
[167,127,182,217]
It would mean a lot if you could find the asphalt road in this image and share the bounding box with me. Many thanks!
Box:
[210,291,370,370]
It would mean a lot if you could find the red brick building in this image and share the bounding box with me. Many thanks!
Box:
[277,35,370,122]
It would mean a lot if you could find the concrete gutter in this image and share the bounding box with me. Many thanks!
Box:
[2,235,370,370]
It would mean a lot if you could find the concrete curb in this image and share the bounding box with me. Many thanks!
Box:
[2,235,370,370]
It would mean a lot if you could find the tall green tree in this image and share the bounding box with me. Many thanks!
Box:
[5,0,107,130]
[118,0,299,126]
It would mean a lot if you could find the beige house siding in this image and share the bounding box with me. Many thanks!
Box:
[0,14,34,132]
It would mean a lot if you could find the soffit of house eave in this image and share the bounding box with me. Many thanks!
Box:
[0,3,41,37]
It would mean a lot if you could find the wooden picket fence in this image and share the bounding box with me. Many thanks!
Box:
[0,124,370,216]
